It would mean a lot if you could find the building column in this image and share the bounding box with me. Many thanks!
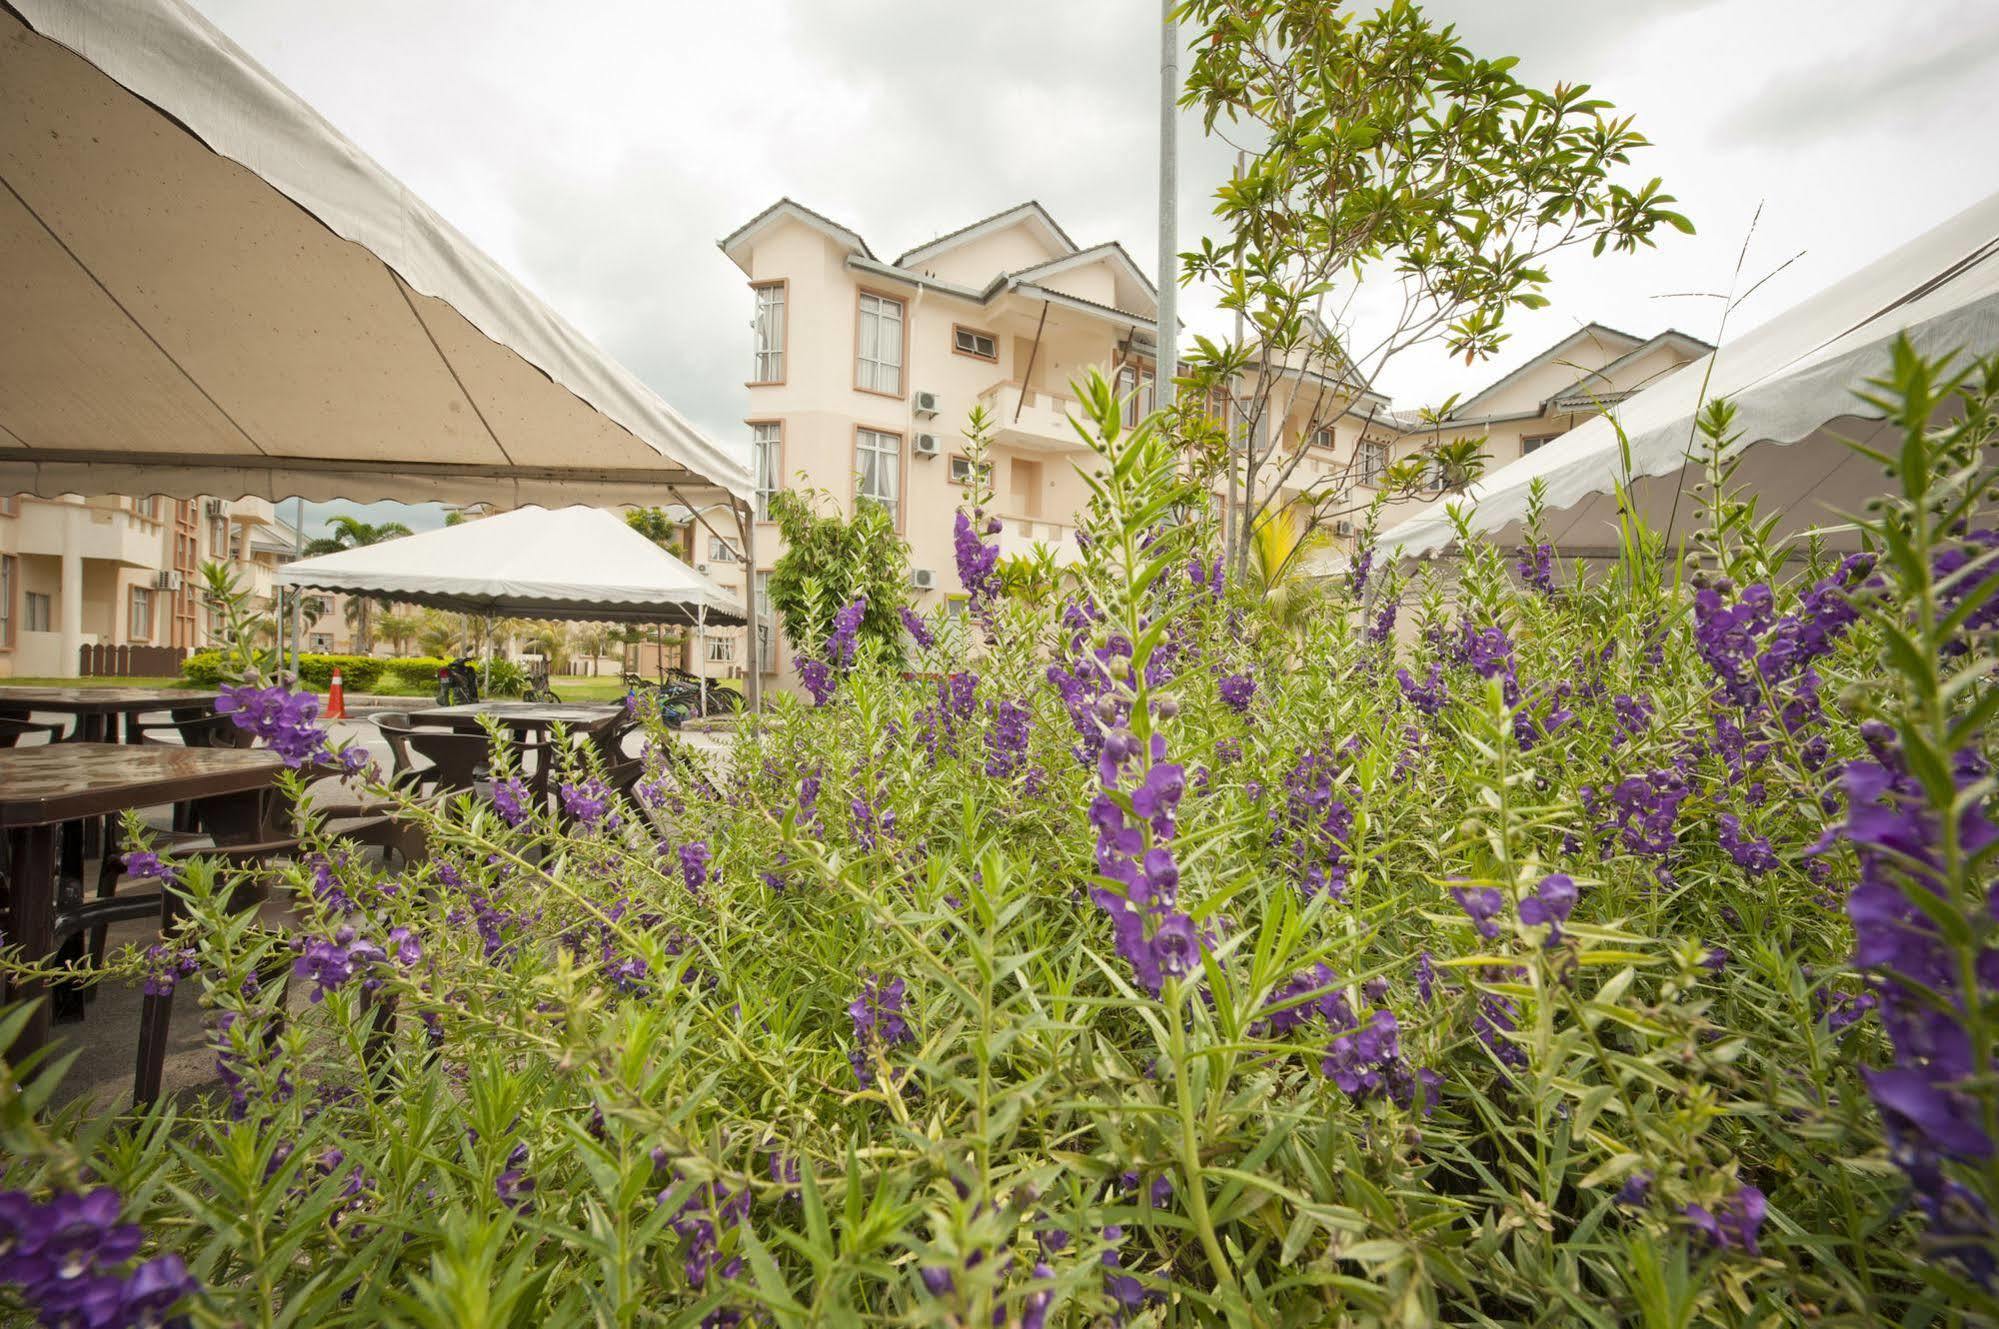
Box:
[59,504,83,675]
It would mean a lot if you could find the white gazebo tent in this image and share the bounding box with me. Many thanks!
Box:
[0,0,761,704]
[275,507,744,704]
[1363,189,1999,566]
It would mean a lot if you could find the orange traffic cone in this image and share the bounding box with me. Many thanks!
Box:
[326,668,347,721]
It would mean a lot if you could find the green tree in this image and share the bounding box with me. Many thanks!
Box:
[1244,499,1328,631]
[1175,0,1693,574]
[624,507,687,553]
[301,516,413,652]
[375,610,420,656]
[766,488,909,660]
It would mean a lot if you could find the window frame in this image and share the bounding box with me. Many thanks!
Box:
[753,570,776,674]
[1521,433,1559,456]
[0,554,13,650]
[25,591,51,635]
[951,324,998,363]
[947,454,993,489]
[749,419,784,523]
[854,289,907,398]
[853,425,904,528]
[1357,439,1390,487]
[1115,359,1157,428]
[749,280,787,385]
[705,635,735,663]
[708,534,738,563]
[129,585,154,642]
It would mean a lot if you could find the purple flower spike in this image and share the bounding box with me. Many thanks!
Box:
[1517,873,1578,944]
[1683,1185,1767,1256]
[1450,886,1505,939]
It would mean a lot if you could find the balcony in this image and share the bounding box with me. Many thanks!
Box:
[976,381,1090,454]
[994,515,1080,566]
[12,501,161,568]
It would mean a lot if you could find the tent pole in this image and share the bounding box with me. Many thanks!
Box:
[289,497,306,678]
[697,605,708,718]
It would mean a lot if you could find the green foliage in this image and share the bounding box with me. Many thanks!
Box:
[1175,0,1690,570]
[766,487,910,657]
[10,347,1995,1326]
[624,506,686,550]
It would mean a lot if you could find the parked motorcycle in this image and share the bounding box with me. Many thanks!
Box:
[435,656,480,706]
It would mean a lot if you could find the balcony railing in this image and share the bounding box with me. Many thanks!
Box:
[975,381,1090,454]
[994,514,1080,565]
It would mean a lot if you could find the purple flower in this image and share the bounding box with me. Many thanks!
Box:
[560,776,619,830]
[898,605,935,650]
[216,681,330,766]
[121,850,175,882]
[1517,873,1577,944]
[1716,813,1778,875]
[954,511,1002,604]
[496,1167,535,1211]
[1396,663,1449,716]
[848,972,911,1087]
[680,842,711,894]
[1218,673,1257,713]
[1683,1185,1767,1256]
[491,776,530,827]
[1616,1172,1652,1209]
[797,657,835,706]
[1515,542,1555,595]
[1451,886,1505,939]
[1414,951,1436,1004]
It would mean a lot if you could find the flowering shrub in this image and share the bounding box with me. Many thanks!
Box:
[2,342,1996,1326]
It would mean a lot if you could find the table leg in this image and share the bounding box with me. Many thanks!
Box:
[196,788,274,846]
[2,824,58,1065]
[50,821,87,1022]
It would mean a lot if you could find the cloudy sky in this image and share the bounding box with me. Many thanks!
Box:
[178,0,1999,534]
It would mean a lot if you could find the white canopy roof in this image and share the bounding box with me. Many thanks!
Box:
[1366,189,1999,563]
[274,507,745,627]
[0,0,750,510]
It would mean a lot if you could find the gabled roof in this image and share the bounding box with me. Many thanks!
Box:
[718,198,875,273]
[1005,241,1158,319]
[895,201,1078,269]
[1448,322,1649,419]
[1544,328,1715,412]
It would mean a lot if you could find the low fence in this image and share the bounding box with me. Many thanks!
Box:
[78,644,189,678]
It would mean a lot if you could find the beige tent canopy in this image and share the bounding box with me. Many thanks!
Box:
[0,0,750,515]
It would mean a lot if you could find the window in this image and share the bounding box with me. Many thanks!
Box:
[855,428,901,524]
[0,555,12,648]
[0,496,16,516]
[309,633,333,651]
[752,422,782,522]
[1310,426,1336,452]
[1522,433,1558,456]
[708,535,738,563]
[706,636,735,663]
[751,282,786,383]
[1357,440,1390,486]
[26,592,50,634]
[856,292,904,395]
[134,496,160,522]
[948,455,993,488]
[129,586,154,641]
[754,571,775,673]
[1115,362,1156,427]
[953,325,998,361]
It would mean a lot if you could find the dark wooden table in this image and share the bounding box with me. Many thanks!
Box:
[408,701,625,737]
[0,687,222,743]
[0,744,284,1062]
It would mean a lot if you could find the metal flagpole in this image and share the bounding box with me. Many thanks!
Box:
[1157,0,1179,403]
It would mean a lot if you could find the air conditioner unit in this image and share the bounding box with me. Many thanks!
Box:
[913,433,941,458]
[1333,520,1356,539]
[913,390,941,418]
[910,568,937,591]
[696,563,710,575]
[204,499,225,519]
[153,570,184,591]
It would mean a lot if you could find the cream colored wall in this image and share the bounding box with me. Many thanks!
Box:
[1037,257,1118,308]
[915,224,1058,287]
[1470,335,1637,416]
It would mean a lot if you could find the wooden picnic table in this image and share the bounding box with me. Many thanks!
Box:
[0,743,285,1062]
[0,687,222,743]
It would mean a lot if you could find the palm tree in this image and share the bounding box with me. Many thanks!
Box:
[415,609,462,660]
[376,610,420,656]
[1245,500,1330,631]
[301,517,412,652]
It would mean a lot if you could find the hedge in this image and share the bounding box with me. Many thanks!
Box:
[181,651,449,694]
